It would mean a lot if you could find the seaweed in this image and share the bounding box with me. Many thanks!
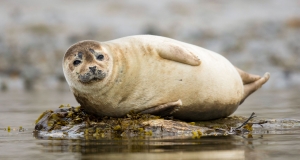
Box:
[34,105,261,139]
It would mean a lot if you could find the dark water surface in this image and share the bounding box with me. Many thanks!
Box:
[0,89,299,160]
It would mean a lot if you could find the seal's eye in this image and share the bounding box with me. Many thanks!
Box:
[97,54,104,61]
[73,60,81,66]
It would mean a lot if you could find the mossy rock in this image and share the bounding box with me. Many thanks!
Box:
[34,105,299,139]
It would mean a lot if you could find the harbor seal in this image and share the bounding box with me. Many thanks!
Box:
[63,35,270,121]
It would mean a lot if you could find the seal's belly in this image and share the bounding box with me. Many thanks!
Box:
[117,47,244,120]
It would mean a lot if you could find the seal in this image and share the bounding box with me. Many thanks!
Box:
[63,35,270,121]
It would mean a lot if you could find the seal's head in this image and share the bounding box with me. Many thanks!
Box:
[63,40,112,91]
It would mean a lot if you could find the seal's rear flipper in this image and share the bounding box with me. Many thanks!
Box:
[235,67,261,84]
[139,99,182,117]
[240,72,270,105]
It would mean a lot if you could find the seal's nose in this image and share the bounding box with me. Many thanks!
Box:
[89,66,96,74]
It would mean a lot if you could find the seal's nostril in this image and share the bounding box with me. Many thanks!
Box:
[89,66,96,73]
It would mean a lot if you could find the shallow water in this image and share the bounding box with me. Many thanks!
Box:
[0,89,299,160]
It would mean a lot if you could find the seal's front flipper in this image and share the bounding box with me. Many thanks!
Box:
[157,43,201,66]
[139,99,182,117]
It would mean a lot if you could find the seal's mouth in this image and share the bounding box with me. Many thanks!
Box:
[78,70,106,83]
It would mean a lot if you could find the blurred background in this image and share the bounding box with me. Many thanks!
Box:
[0,2,299,159]
[0,0,299,92]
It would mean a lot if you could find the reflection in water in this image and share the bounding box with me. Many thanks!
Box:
[35,134,300,159]
[36,135,287,159]
[38,137,239,153]
[37,136,249,159]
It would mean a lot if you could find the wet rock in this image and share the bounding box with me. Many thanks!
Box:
[34,105,264,139]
